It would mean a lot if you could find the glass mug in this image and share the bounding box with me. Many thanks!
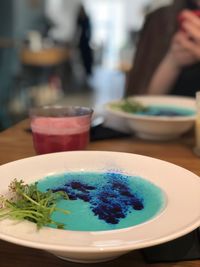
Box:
[30,106,93,154]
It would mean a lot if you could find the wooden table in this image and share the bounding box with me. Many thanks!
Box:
[0,120,200,267]
[20,46,71,67]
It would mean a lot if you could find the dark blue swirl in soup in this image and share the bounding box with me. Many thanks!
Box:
[136,105,195,117]
[37,172,165,231]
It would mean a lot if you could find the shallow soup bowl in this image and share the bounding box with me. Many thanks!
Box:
[0,151,200,263]
[105,95,196,141]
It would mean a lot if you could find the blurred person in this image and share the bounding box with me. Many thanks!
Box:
[126,0,200,97]
[76,4,93,76]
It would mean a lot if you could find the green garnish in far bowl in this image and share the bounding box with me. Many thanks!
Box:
[0,179,70,229]
[111,99,149,113]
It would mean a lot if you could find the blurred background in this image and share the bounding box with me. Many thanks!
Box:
[0,0,170,131]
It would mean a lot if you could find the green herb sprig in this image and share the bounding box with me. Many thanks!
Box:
[111,99,149,113]
[0,179,69,229]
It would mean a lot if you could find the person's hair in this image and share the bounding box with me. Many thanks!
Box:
[125,0,190,96]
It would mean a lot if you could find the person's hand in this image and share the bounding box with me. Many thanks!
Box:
[167,10,200,69]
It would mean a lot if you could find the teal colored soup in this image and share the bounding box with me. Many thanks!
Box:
[37,172,165,231]
[136,105,195,117]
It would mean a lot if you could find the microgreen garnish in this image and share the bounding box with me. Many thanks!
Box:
[111,99,149,113]
[0,179,70,229]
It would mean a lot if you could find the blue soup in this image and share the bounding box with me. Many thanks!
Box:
[136,105,195,117]
[37,172,165,231]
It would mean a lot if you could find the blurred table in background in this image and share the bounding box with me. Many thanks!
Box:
[19,45,73,90]
[20,46,71,67]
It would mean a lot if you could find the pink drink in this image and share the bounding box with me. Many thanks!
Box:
[30,107,93,154]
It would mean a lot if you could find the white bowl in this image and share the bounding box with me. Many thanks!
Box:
[0,151,200,263]
[106,96,196,140]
